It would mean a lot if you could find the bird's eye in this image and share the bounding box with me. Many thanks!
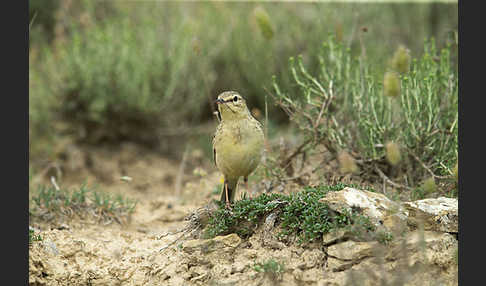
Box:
[233,96,238,102]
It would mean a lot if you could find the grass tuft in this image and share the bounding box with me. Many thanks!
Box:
[30,184,137,224]
[29,228,43,245]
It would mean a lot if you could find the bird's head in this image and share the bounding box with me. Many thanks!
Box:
[215,91,251,120]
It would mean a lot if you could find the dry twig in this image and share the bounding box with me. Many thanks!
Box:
[408,149,450,179]
[374,166,411,191]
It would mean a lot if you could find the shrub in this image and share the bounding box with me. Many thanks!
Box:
[270,37,458,192]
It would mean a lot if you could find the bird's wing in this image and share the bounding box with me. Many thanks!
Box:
[251,116,264,134]
[212,123,223,167]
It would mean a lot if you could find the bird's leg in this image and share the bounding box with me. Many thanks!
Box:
[244,177,252,199]
[224,181,232,210]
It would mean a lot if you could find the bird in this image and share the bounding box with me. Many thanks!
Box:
[212,91,264,209]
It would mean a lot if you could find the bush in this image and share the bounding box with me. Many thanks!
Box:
[270,36,458,192]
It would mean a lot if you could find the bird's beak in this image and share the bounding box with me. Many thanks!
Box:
[215,98,224,104]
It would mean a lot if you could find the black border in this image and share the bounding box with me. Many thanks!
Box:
[457,0,465,285]
[9,0,29,284]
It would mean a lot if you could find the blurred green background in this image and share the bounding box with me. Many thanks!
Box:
[29,1,457,162]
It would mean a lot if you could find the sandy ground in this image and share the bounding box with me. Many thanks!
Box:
[29,142,245,285]
[29,143,458,285]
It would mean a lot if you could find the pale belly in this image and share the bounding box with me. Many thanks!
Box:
[214,123,264,179]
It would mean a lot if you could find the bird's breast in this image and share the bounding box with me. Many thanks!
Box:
[215,121,264,178]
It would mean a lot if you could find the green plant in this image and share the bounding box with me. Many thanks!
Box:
[270,36,457,192]
[203,183,375,243]
[29,228,43,245]
[30,184,137,223]
[253,258,285,281]
[376,230,394,245]
[410,187,427,201]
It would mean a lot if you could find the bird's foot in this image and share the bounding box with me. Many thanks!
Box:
[225,201,232,210]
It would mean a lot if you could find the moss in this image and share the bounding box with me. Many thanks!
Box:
[203,183,375,243]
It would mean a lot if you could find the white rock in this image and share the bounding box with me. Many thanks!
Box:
[403,197,458,233]
[319,187,407,226]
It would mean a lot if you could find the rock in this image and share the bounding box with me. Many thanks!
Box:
[189,265,209,282]
[327,240,380,261]
[319,188,458,236]
[325,257,347,272]
[182,233,241,254]
[322,229,353,246]
[240,249,258,260]
[262,212,286,249]
[231,262,247,274]
[302,249,325,269]
[43,240,60,256]
[382,212,408,234]
[292,268,303,281]
[319,187,407,226]
[301,268,321,282]
[323,230,458,284]
[388,230,458,266]
[403,197,458,233]
[211,264,232,277]
[213,233,242,248]
[317,279,341,286]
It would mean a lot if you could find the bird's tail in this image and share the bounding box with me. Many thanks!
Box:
[220,178,238,204]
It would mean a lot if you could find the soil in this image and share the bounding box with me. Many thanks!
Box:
[29,142,458,285]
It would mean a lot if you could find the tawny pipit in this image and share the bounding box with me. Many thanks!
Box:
[212,91,264,208]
